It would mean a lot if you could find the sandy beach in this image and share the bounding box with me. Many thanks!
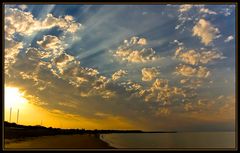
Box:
[5,134,114,149]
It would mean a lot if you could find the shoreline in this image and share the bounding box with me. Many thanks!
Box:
[5,134,115,149]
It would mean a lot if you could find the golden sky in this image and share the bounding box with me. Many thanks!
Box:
[4,4,236,131]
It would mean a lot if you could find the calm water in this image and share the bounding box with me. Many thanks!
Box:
[100,132,236,148]
[5,132,236,149]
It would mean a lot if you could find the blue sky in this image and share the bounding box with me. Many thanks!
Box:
[4,4,236,131]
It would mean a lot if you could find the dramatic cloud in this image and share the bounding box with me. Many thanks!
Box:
[175,64,210,78]
[53,53,77,75]
[179,5,192,12]
[5,8,82,39]
[41,13,82,33]
[37,35,64,58]
[224,35,234,43]
[137,38,147,45]
[192,19,220,45]
[141,67,159,81]
[112,69,127,81]
[180,78,204,89]
[175,47,225,65]
[4,5,235,131]
[120,81,143,94]
[137,79,186,104]
[18,5,28,10]
[113,36,158,63]
[5,8,41,38]
[155,107,171,116]
[199,8,217,15]
[5,39,23,73]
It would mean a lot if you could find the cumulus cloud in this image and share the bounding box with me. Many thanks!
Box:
[5,39,23,71]
[120,81,143,94]
[172,40,184,46]
[137,38,147,45]
[112,69,127,81]
[221,7,233,16]
[199,51,225,64]
[175,64,210,78]
[113,36,158,63]
[141,67,159,81]
[199,8,217,15]
[69,77,88,87]
[175,47,225,65]
[179,5,192,12]
[37,35,61,50]
[53,53,77,75]
[41,13,82,33]
[5,8,40,38]
[137,79,186,104]
[192,19,220,45]
[5,8,82,39]
[155,107,171,116]
[180,78,203,89]
[11,44,115,100]
[92,76,110,90]
[224,35,234,42]
[182,95,235,121]
[18,5,28,10]
[37,35,64,58]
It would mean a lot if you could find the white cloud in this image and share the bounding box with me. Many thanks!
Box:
[42,13,82,33]
[151,79,169,90]
[25,47,49,60]
[69,77,88,87]
[173,40,184,46]
[92,76,110,90]
[199,51,225,64]
[221,7,233,16]
[120,81,143,93]
[37,35,64,58]
[138,78,186,104]
[192,19,220,45]
[197,66,211,78]
[5,8,41,38]
[224,35,234,43]
[37,35,61,50]
[141,67,159,81]
[112,69,127,81]
[113,36,158,63]
[18,5,28,10]
[54,53,76,75]
[137,38,147,45]
[155,107,171,116]
[176,49,200,65]
[180,78,203,89]
[175,64,210,78]
[5,39,23,73]
[179,5,192,12]
[199,8,217,15]
[5,8,82,39]
[175,48,225,65]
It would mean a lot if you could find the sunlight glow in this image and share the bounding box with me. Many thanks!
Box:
[4,87,27,108]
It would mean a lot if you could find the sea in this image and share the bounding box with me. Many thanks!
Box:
[5,132,236,149]
[100,132,236,149]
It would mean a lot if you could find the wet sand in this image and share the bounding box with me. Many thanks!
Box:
[5,134,114,149]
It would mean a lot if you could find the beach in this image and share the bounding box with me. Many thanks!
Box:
[5,134,114,149]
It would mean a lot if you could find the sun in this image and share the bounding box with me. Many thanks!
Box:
[4,87,27,109]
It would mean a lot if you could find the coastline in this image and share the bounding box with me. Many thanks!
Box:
[5,134,115,149]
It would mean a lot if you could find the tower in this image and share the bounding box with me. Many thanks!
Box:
[17,109,19,124]
[9,107,12,122]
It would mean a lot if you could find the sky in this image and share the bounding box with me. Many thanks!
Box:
[4,4,236,131]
